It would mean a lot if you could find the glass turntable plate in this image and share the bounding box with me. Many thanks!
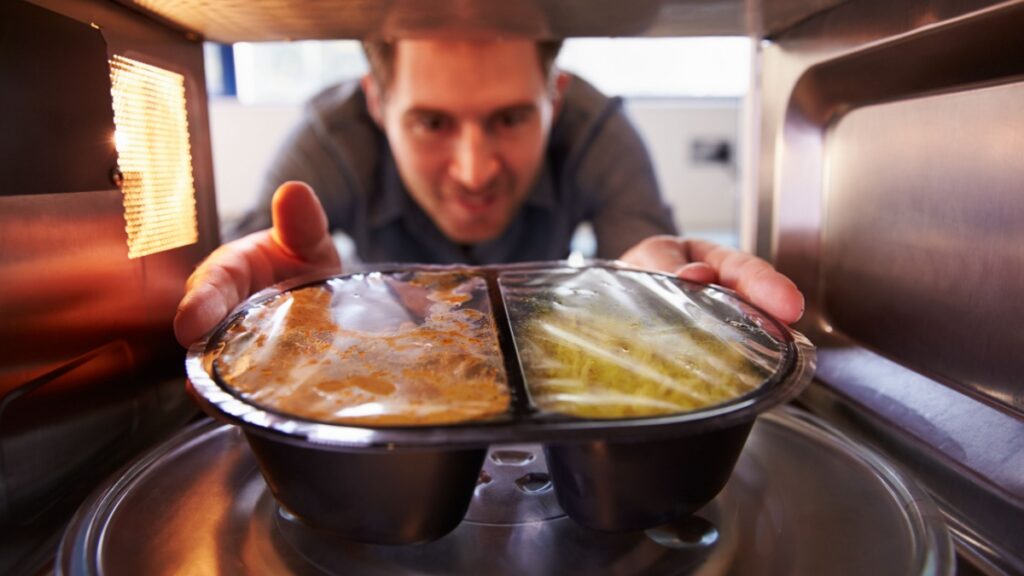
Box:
[58,407,952,575]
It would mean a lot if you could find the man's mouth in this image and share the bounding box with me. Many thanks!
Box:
[453,191,500,214]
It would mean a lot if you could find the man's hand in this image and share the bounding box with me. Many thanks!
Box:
[619,235,804,325]
[173,181,342,346]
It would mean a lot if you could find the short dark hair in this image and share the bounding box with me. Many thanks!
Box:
[362,39,564,93]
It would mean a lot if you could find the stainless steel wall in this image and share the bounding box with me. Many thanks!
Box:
[757,0,1024,571]
[0,1,219,573]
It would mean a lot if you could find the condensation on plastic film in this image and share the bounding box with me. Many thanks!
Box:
[212,266,791,426]
[213,271,510,426]
[500,267,786,419]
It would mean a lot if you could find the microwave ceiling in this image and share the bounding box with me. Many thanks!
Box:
[115,0,846,43]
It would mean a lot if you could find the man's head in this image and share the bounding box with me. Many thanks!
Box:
[361,39,567,244]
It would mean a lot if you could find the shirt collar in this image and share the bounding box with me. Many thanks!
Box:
[368,144,408,228]
[524,161,558,211]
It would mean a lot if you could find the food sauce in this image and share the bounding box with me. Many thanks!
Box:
[213,273,510,426]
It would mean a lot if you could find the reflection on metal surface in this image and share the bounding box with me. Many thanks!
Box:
[110,55,198,259]
[824,85,1023,405]
[0,1,118,196]
[123,0,659,40]
[799,356,1024,574]
[645,515,719,553]
[772,0,1024,414]
[466,445,563,524]
[0,2,221,573]
[758,0,1024,570]
[57,409,952,575]
[0,190,199,571]
[0,341,132,519]
[114,0,848,41]
[0,191,180,396]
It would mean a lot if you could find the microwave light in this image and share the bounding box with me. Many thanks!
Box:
[109,55,198,259]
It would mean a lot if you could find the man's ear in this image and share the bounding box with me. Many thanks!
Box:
[361,74,384,126]
[551,71,571,120]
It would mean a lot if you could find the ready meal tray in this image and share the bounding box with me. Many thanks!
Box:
[186,261,815,544]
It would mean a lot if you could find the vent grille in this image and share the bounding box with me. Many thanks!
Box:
[109,55,198,259]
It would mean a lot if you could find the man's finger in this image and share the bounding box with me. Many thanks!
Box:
[737,266,805,324]
[618,235,688,273]
[270,181,340,269]
[686,239,804,323]
[173,183,342,347]
[174,281,231,347]
[674,262,716,284]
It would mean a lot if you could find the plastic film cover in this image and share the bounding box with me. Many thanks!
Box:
[499,267,788,419]
[212,271,510,426]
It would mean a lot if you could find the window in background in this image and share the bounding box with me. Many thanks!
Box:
[558,37,751,98]
[203,43,236,97]
[232,40,368,104]
[214,37,750,103]
[558,38,752,248]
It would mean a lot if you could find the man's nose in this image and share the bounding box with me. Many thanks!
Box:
[448,125,500,191]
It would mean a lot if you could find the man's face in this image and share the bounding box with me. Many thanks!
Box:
[366,39,560,244]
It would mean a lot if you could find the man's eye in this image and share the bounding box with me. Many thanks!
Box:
[413,114,451,134]
[493,110,529,130]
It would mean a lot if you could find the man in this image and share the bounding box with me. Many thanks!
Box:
[173,38,803,346]
[229,39,674,263]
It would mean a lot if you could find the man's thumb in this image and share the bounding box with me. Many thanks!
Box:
[269,181,340,267]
